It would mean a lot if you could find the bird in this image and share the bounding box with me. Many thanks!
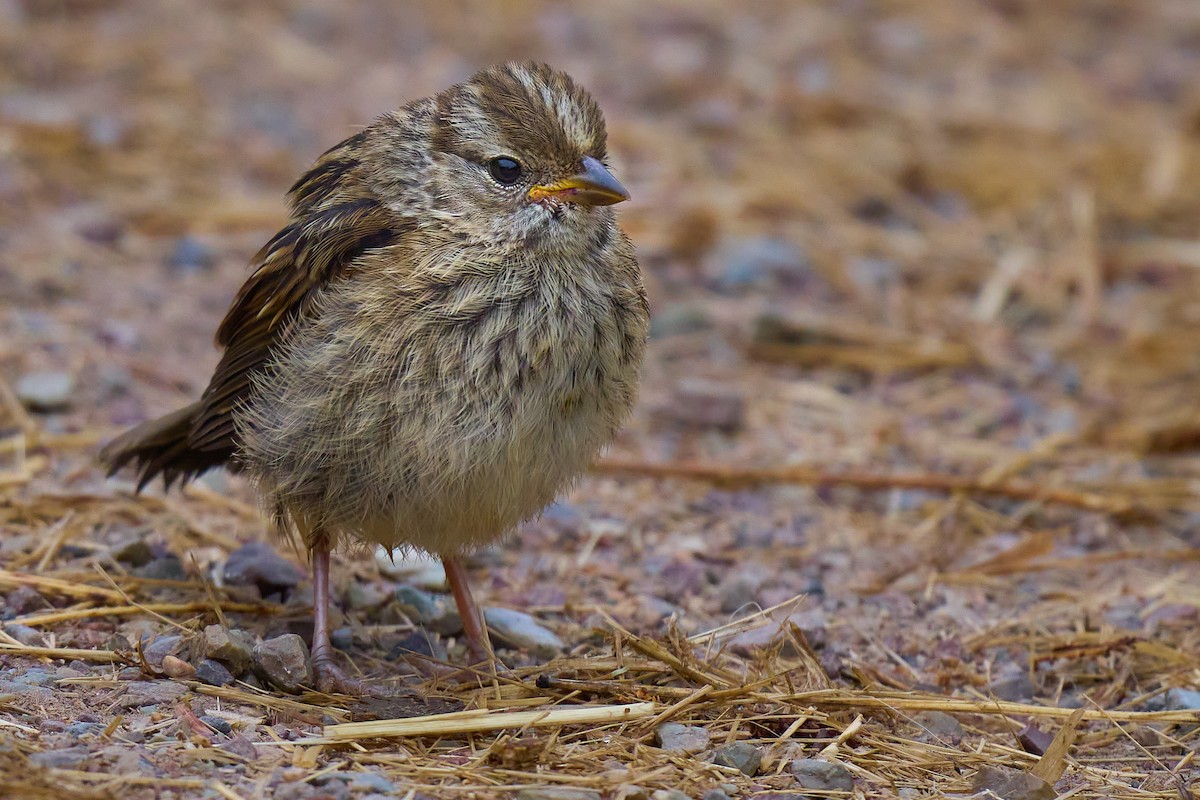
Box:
[100,61,649,692]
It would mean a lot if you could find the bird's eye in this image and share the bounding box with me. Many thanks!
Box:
[487,156,523,185]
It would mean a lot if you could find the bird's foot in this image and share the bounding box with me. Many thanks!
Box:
[312,655,385,696]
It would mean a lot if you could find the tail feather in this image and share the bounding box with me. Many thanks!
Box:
[99,402,235,491]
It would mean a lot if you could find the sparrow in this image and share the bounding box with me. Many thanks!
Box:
[101,61,649,692]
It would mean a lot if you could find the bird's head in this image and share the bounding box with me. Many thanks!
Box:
[408,62,629,252]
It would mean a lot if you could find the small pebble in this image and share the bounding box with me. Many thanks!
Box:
[989,674,1037,702]
[133,555,187,581]
[110,537,154,567]
[201,624,255,674]
[1163,688,1200,710]
[254,633,313,693]
[971,765,1054,800]
[65,721,104,737]
[119,680,187,708]
[789,758,854,792]
[223,542,304,600]
[651,791,691,800]
[161,654,196,680]
[515,789,602,800]
[375,547,447,589]
[393,585,445,625]
[344,581,390,611]
[348,773,396,793]
[484,607,564,659]
[142,634,185,668]
[4,624,41,646]
[15,371,74,412]
[912,710,963,744]
[709,742,762,776]
[655,722,710,755]
[29,746,89,769]
[166,236,216,273]
[199,715,233,735]
[195,659,236,687]
[701,791,731,800]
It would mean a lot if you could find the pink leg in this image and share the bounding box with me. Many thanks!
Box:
[444,556,492,664]
[310,537,368,693]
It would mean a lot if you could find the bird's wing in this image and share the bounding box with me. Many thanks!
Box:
[189,133,401,453]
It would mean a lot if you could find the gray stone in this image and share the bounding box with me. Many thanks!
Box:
[348,773,395,793]
[195,659,235,687]
[199,715,233,735]
[710,235,809,290]
[990,674,1037,702]
[701,792,731,800]
[484,607,564,658]
[709,741,762,776]
[515,789,602,800]
[14,668,56,687]
[971,765,1054,800]
[650,304,712,338]
[789,758,854,792]
[3,625,41,646]
[651,792,691,800]
[223,542,304,599]
[142,634,185,668]
[119,680,187,708]
[29,746,89,769]
[254,634,312,692]
[201,624,255,674]
[375,547,447,589]
[393,585,444,625]
[65,721,104,737]
[133,555,186,581]
[166,236,216,273]
[15,371,74,412]
[913,710,964,744]
[655,722,710,754]
[1163,688,1200,710]
[344,581,390,611]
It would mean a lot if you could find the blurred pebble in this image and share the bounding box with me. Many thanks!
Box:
[110,537,153,567]
[199,715,232,735]
[30,747,89,769]
[1163,688,1200,710]
[790,758,854,792]
[989,673,1036,702]
[119,681,187,708]
[223,541,304,600]
[344,581,390,611]
[515,789,602,800]
[349,773,396,793]
[650,303,712,338]
[708,742,762,776]
[654,379,745,433]
[971,765,1054,800]
[701,791,731,800]
[166,236,216,273]
[133,555,186,581]
[375,547,447,589]
[254,634,312,693]
[15,371,74,412]
[912,710,963,744]
[195,659,235,687]
[484,607,564,659]
[651,791,690,800]
[4,624,41,646]
[655,722,710,754]
[388,630,447,661]
[4,585,46,615]
[708,236,809,291]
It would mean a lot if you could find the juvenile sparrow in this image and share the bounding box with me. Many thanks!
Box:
[101,62,649,691]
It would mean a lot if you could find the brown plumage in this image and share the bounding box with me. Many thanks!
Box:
[101,62,649,690]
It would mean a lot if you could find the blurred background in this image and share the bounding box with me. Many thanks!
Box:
[2,1,1200,792]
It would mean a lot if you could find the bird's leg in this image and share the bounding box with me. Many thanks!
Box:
[310,534,370,694]
[443,556,493,666]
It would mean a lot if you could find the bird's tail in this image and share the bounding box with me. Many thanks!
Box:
[99,402,231,491]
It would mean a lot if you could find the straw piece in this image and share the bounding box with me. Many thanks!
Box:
[323,702,655,741]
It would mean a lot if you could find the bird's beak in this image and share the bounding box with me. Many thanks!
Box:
[528,156,630,206]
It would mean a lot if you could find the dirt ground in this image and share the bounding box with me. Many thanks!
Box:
[3,1,1200,798]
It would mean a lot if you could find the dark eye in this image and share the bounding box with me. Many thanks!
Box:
[488,156,523,185]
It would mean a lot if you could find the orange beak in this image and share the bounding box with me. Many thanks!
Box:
[528,156,630,206]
